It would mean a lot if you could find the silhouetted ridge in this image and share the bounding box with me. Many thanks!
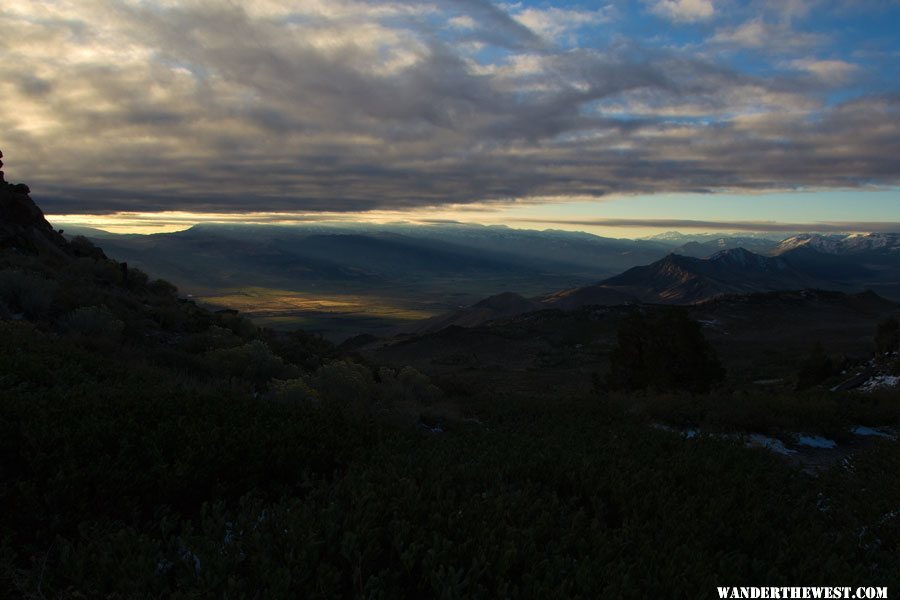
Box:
[0,149,105,259]
[598,248,815,304]
[472,291,538,312]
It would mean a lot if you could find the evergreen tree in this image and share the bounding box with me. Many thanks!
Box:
[875,316,899,356]
[795,341,834,390]
[607,308,725,393]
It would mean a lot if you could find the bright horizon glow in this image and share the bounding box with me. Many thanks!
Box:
[48,188,900,238]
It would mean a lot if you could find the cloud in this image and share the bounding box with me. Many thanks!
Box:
[512,6,612,43]
[763,0,818,24]
[789,58,858,83]
[649,0,715,23]
[446,0,549,50]
[0,0,897,218]
[711,18,824,52]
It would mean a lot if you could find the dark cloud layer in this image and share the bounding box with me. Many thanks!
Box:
[1,0,898,216]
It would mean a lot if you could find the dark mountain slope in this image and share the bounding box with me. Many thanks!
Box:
[1,180,75,257]
[598,248,818,304]
[71,223,674,299]
[540,285,638,310]
[673,237,780,258]
[400,292,544,335]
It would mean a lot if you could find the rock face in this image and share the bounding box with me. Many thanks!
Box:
[0,149,103,258]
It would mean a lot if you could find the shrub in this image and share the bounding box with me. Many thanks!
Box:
[309,360,377,415]
[68,235,105,259]
[0,269,58,318]
[378,366,442,406]
[185,325,243,352]
[268,377,321,405]
[216,311,257,339]
[206,340,298,387]
[60,305,124,342]
[148,278,178,298]
[266,329,336,371]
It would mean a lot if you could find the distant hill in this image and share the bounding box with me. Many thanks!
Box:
[596,248,817,304]
[59,222,675,336]
[363,289,899,386]
[401,292,543,335]
[672,237,780,258]
[66,223,673,295]
[397,241,900,336]
[539,285,638,310]
[58,219,900,337]
[773,234,900,300]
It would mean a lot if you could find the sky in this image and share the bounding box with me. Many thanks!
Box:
[2,0,899,236]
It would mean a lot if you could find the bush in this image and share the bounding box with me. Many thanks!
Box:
[206,340,298,387]
[216,311,257,339]
[266,329,336,371]
[185,325,243,352]
[148,278,178,298]
[268,377,321,405]
[0,269,58,319]
[60,305,124,342]
[309,360,377,415]
[378,365,443,406]
[68,235,105,259]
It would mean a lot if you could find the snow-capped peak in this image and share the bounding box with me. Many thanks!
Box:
[774,232,899,255]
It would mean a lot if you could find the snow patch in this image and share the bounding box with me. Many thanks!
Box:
[851,426,897,440]
[745,434,797,456]
[651,423,698,439]
[859,375,900,392]
[794,434,837,449]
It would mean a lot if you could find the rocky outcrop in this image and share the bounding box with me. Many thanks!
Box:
[0,148,104,259]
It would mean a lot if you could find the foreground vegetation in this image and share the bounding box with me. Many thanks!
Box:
[3,316,900,597]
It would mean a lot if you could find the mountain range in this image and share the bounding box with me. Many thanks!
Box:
[400,239,900,336]
[65,222,668,296]
[63,221,900,339]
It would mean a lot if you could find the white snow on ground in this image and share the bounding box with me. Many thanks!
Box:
[795,434,837,449]
[651,423,698,439]
[851,426,898,440]
[745,434,797,456]
[651,423,897,461]
[859,375,900,392]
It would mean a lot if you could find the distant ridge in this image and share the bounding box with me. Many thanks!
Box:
[595,248,817,304]
[774,232,900,256]
[400,292,543,335]
[539,285,638,310]
[399,243,900,336]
